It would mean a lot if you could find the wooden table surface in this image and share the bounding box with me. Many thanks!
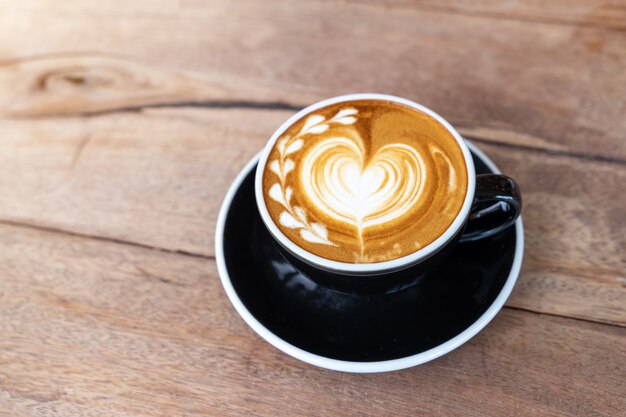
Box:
[1,1,625,416]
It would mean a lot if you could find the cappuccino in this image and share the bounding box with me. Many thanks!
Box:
[261,100,468,263]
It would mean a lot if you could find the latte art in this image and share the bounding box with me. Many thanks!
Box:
[303,140,427,232]
[262,100,468,263]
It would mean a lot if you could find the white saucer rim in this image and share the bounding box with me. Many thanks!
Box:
[215,141,524,373]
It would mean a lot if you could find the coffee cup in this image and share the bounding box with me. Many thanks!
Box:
[255,94,521,291]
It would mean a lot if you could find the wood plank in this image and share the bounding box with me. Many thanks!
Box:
[474,141,626,326]
[1,107,625,325]
[0,2,625,159]
[0,107,280,255]
[0,55,295,119]
[0,224,624,417]
[357,0,626,31]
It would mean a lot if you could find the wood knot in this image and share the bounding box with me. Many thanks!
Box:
[34,65,153,93]
[0,55,204,117]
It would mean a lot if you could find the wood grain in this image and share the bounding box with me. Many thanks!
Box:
[0,1,625,159]
[0,55,296,119]
[357,0,626,31]
[0,1,625,415]
[476,141,626,325]
[1,107,624,326]
[0,223,624,417]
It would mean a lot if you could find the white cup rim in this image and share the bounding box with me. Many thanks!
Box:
[254,93,476,275]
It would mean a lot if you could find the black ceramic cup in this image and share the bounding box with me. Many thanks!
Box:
[254,94,521,293]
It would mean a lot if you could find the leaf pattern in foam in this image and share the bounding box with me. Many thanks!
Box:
[310,222,329,239]
[307,124,328,134]
[279,211,303,229]
[277,137,288,155]
[266,108,358,248]
[333,108,358,119]
[300,115,325,134]
[294,206,307,222]
[285,139,303,155]
[268,160,280,176]
[335,117,357,125]
[268,183,285,207]
[300,229,331,244]
[283,159,294,176]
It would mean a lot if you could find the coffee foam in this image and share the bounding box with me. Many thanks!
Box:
[262,100,468,263]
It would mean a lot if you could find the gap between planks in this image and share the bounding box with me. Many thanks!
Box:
[2,98,625,166]
[465,136,626,166]
[1,218,624,330]
[0,219,213,260]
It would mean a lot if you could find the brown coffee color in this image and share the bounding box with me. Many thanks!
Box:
[262,99,468,263]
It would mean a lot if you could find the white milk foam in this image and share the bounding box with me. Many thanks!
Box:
[263,101,467,263]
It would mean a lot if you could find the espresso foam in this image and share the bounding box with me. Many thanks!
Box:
[262,100,468,263]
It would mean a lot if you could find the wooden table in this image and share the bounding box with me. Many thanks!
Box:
[1,1,625,416]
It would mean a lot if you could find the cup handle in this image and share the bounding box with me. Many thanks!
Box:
[459,174,522,243]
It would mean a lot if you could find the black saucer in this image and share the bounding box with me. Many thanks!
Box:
[216,143,523,372]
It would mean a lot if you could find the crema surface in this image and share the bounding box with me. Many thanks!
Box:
[262,100,468,263]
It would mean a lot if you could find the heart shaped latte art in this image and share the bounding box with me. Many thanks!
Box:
[300,135,427,232]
